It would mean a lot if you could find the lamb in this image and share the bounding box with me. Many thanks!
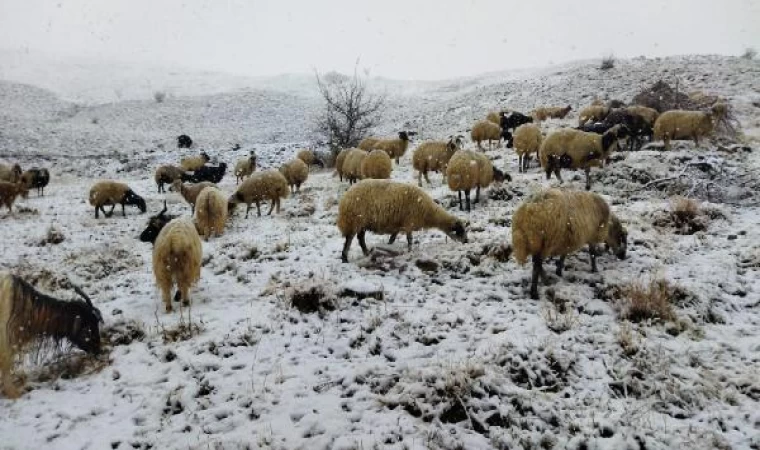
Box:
[337,179,468,262]
[279,158,309,193]
[446,150,507,211]
[170,180,216,213]
[0,181,29,214]
[334,148,351,182]
[625,106,659,126]
[511,189,628,299]
[0,273,103,398]
[470,120,509,150]
[412,136,463,186]
[342,148,369,184]
[578,105,610,126]
[512,124,543,173]
[17,168,50,197]
[180,151,210,171]
[228,170,289,218]
[139,204,202,313]
[194,186,228,240]
[653,110,714,150]
[234,152,257,184]
[188,162,227,184]
[360,149,393,180]
[0,163,22,184]
[531,105,572,122]
[296,149,324,170]
[539,126,624,190]
[358,132,410,163]
[88,181,147,218]
[154,165,189,193]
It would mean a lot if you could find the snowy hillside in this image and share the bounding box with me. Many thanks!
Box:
[1,55,760,450]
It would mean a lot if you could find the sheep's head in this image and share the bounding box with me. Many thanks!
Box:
[444,220,468,244]
[200,151,210,162]
[124,190,147,214]
[398,131,410,141]
[139,201,176,244]
[492,167,511,183]
[67,286,103,355]
[605,215,628,260]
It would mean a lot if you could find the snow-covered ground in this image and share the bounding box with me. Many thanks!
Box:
[1,55,759,450]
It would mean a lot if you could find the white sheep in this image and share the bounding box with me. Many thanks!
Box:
[512,124,543,173]
[360,149,393,180]
[446,150,507,211]
[234,152,257,184]
[195,186,228,240]
[228,170,289,218]
[412,136,463,186]
[653,110,714,150]
[280,158,309,193]
[88,181,147,218]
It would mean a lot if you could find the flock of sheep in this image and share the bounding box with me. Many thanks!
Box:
[0,92,727,399]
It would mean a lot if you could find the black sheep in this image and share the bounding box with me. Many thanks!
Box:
[190,163,227,183]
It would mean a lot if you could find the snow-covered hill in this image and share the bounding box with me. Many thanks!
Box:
[1,55,759,450]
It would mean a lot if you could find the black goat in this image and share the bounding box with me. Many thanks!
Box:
[500,111,534,132]
[21,168,50,196]
[603,109,652,151]
[189,162,227,184]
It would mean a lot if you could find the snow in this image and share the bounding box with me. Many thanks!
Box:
[1,54,759,449]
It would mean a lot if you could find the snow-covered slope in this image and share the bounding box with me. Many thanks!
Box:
[1,55,759,450]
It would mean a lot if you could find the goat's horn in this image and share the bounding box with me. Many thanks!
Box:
[72,284,103,322]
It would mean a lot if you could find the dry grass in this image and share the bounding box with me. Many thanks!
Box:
[653,196,709,235]
[616,322,640,356]
[600,54,616,70]
[618,278,677,323]
[542,301,578,333]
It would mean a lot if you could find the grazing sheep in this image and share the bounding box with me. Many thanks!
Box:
[471,120,509,150]
[19,168,50,197]
[604,109,651,151]
[88,181,146,218]
[0,181,29,213]
[279,158,309,193]
[0,273,103,398]
[0,163,22,184]
[539,126,623,190]
[342,148,369,184]
[500,111,534,132]
[412,136,463,186]
[512,124,543,172]
[334,148,351,182]
[296,149,324,170]
[228,170,289,218]
[177,134,193,149]
[188,163,227,184]
[170,180,216,213]
[234,152,257,184]
[359,132,410,164]
[180,151,210,172]
[512,189,628,299]
[154,165,189,193]
[578,105,610,126]
[139,204,202,313]
[337,179,468,262]
[194,186,228,240]
[626,106,659,127]
[653,110,714,150]
[487,111,509,125]
[360,149,393,180]
[446,150,507,211]
[532,105,572,122]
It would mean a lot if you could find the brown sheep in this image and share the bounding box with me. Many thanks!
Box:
[228,170,289,218]
[653,110,714,150]
[88,181,146,218]
[412,136,463,186]
[360,150,393,180]
[195,186,228,240]
[280,158,309,193]
[170,180,216,213]
[155,165,187,193]
[0,182,29,214]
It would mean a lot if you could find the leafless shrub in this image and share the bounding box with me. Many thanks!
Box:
[741,47,757,60]
[618,278,677,323]
[314,64,386,155]
[153,90,167,103]
[600,54,615,70]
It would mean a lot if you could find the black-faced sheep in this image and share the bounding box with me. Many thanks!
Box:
[296,149,324,170]
[139,204,202,313]
[512,189,628,299]
[177,134,193,149]
[337,179,468,262]
[512,124,543,173]
[412,136,463,186]
[188,162,227,184]
[280,158,309,193]
[471,120,510,150]
[358,132,410,164]
[653,110,714,150]
[195,186,228,240]
[360,149,393,180]
[0,273,102,398]
[228,170,289,218]
[342,148,369,184]
[20,168,50,197]
[234,152,257,184]
[578,105,610,126]
[500,111,534,133]
[0,163,22,184]
[180,151,210,172]
[170,180,216,213]
[603,109,651,151]
[88,181,146,218]
[532,105,572,122]
[154,165,190,193]
[0,181,29,214]
[539,126,624,190]
[446,150,507,211]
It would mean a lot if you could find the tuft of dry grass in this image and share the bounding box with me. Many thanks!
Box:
[616,322,640,356]
[653,196,709,235]
[600,54,616,70]
[289,282,335,313]
[618,278,677,323]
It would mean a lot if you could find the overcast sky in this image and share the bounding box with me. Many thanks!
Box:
[0,0,758,80]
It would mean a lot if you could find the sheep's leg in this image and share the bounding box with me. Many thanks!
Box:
[245,203,251,219]
[276,199,281,214]
[693,135,700,147]
[545,158,554,180]
[388,233,398,244]
[255,202,261,216]
[406,233,413,251]
[457,191,463,211]
[1,354,20,399]
[530,255,543,300]
[94,206,99,219]
[588,244,598,273]
[584,167,591,191]
[341,234,355,263]
[474,185,481,204]
[179,285,190,307]
[518,155,523,173]
[162,287,173,313]
[424,171,432,186]
[556,256,565,276]
[554,167,563,184]
[121,203,127,217]
[465,190,471,212]
[357,230,370,256]
[663,136,671,151]
[267,199,275,216]
[106,205,116,218]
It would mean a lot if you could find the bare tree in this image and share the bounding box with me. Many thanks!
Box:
[314,65,385,157]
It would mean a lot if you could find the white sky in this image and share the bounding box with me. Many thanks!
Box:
[0,0,758,80]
